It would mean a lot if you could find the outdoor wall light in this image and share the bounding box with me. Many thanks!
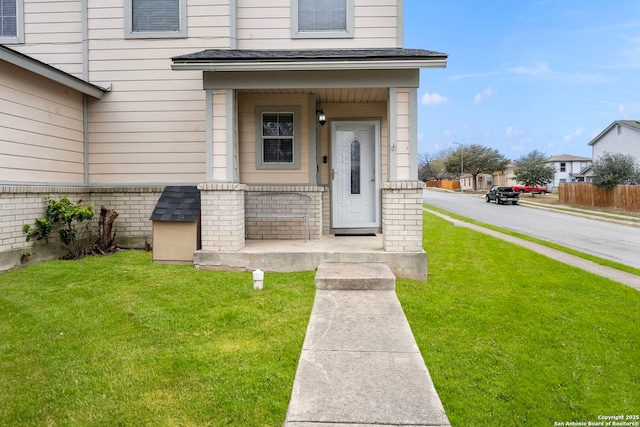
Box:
[317,109,327,127]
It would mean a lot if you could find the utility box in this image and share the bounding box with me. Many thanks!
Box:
[150,186,201,264]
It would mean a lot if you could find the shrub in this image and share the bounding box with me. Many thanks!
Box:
[24,197,94,259]
[591,152,639,189]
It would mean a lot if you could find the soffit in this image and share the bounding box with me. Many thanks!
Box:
[238,87,388,103]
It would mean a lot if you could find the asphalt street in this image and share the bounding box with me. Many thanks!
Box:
[423,189,640,270]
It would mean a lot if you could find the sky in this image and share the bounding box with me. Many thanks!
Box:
[404,0,640,161]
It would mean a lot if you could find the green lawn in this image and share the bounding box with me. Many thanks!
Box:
[0,252,315,426]
[398,211,640,426]
[1,213,639,426]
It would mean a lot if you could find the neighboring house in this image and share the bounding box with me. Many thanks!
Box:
[0,0,447,278]
[545,154,592,189]
[588,120,640,165]
[491,162,517,188]
[476,173,495,191]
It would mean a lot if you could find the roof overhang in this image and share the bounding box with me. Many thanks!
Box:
[0,45,107,99]
[588,120,640,146]
[171,48,448,72]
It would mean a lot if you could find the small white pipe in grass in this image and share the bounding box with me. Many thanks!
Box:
[253,269,264,290]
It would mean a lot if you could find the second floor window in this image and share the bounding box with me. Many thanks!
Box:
[125,0,186,39]
[292,0,354,39]
[0,0,23,44]
[560,162,566,172]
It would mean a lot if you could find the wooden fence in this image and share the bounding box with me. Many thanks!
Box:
[559,183,640,211]
[425,180,460,190]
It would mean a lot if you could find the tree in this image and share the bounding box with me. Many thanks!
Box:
[418,149,453,181]
[443,144,510,190]
[591,152,639,189]
[513,150,556,197]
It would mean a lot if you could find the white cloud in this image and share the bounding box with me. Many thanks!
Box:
[564,127,585,142]
[510,62,552,77]
[443,130,452,138]
[421,92,448,105]
[509,61,609,84]
[505,126,523,138]
[474,86,495,104]
[619,104,633,119]
[449,71,499,81]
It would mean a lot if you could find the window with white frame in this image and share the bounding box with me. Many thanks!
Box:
[125,0,186,39]
[0,0,23,44]
[256,106,301,170]
[292,0,354,38]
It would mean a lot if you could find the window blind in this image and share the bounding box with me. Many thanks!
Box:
[132,0,180,32]
[0,0,17,37]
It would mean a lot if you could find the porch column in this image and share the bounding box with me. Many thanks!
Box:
[209,89,237,182]
[388,88,418,181]
[382,181,423,252]
[198,183,246,251]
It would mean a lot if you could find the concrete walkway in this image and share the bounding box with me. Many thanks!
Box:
[284,262,450,427]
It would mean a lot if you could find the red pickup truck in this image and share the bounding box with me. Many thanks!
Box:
[511,185,549,194]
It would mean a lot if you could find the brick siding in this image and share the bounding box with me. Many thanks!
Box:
[382,181,424,252]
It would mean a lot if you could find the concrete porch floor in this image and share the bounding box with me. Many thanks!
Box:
[193,235,427,281]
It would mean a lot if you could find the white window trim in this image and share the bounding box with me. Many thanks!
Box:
[291,0,354,39]
[0,0,24,44]
[255,106,302,170]
[124,0,187,39]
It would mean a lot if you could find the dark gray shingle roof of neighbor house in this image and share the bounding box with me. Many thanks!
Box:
[172,48,447,63]
[546,154,592,162]
[617,120,640,130]
[150,186,201,222]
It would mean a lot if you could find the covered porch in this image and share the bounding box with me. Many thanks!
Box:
[171,49,447,281]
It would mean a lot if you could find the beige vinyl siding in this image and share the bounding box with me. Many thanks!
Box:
[237,0,399,49]
[238,93,310,184]
[0,61,85,183]
[18,0,84,77]
[84,0,233,184]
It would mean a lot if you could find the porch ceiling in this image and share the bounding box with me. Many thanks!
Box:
[238,88,388,103]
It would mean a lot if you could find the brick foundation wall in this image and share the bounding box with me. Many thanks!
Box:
[382,181,424,252]
[245,186,325,240]
[0,185,164,270]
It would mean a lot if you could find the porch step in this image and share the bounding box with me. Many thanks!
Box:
[315,262,395,290]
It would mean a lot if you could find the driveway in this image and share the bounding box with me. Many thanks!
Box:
[423,190,640,270]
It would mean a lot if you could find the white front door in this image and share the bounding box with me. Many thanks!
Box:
[331,121,380,229]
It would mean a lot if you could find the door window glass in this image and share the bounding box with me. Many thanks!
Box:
[350,139,360,194]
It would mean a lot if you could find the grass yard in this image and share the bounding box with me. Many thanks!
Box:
[398,211,640,426]
[1,213,639,426]
[0,252,315,426]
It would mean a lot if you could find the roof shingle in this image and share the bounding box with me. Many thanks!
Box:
[150,186,201,222]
